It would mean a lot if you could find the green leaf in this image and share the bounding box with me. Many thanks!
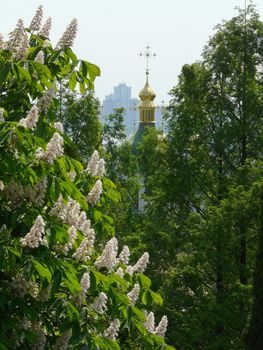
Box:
[149,290,163,305]
[13,63,32,84]
[32,260,52,283]
[0,62,11,86]
[138,274,152,289]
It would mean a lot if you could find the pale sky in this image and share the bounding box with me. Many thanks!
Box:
[1,0,263,104]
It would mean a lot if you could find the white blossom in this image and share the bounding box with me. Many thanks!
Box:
[96,158,106,177]
[31,322,47,350]
[5,19,24,52]
[104,319,120,340]
[53,329,72,350]
[155,315,168,337]
[50,194,66,219]
[30,5,43,32]
[118,245,130,265]
[145,311,155,333]
[10,275,29,298]
[20,215,48,248]
[0,180,4,191]
[0,34,4,49]
[36,132,64,164]
[54,121,64,133]
[25,177,47,207]
[87,179,103,205]
[115,267,124,278]
[15,32,29,60]
[85,150,99,175]
[37,86,56,113]
[132,252,149,274]
[125,265,133,276]
[95,237,118,271]
[127,284,140,306]
[72,234,95,262]
[80,272,90,301]
[0,108,4,122]
[39,17,52,37]
[55,18,78,50]
[92,292,107,313]
[19,105,39,129]
[35,50,45,64]
[62,226,77,255]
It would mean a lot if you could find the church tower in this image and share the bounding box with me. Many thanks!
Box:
[131,46,156,153]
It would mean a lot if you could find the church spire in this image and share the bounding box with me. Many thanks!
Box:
[138,45,156,124]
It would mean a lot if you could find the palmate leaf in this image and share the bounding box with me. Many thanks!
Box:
[32,259,52,283]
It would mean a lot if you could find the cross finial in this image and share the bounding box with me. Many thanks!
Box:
[139,44,157,75]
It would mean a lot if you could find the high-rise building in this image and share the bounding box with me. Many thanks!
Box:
[101,83,139,136]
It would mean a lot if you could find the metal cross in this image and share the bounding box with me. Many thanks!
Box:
[139,45,157,74]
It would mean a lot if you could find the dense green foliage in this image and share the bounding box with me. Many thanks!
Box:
[130,4,263,350]
[0,10,173,350]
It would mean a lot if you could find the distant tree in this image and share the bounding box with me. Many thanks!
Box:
[58,90,102,159]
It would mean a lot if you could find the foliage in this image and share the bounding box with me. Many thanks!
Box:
[57,89,102,160]
[0,9,173,350]
[137,4,263,350]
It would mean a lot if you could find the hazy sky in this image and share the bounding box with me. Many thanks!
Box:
[1,0,263,104]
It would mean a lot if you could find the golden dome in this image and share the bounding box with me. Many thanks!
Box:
[139,74,156,102]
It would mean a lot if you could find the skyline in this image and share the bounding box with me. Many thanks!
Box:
[1,0,263,103]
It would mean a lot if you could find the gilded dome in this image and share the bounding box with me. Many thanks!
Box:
[139,75,156,101]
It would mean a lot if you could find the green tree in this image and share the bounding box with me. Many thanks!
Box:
[0,8,173,350]
[139,4,263,349]
[58,89,102,160]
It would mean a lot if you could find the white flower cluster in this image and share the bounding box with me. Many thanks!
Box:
[19,105,39,129]
[30,5,43,32]
[72,233,95,262]
[127,283,140,306]
[132,252,149,274]
[87,179,103,205]
[92,292,108,314]
[104,319,120,340]
[0,180,4,191]
[10,275,29,298]
[155,315,168,337]
[5,19,24,53]
[0,108,4,122]
[80,272,90,301]
[5,177,47,208]
[118,245,130,264]
[95,237,118,271]
[55,18,78,50]
[31,322,47,350]
[115,267,124,278]
[39,17,52,37]
[144,312,168,337]
[35,50,45,64]
[61,226,77,255]
[37,86,56,113]
[36,132,64,164]
[20,215,48,248]
[50,196,96,259]
[53,329,72,350]
[0,34,4,49]
[145,311,155,333]
[54,121,64,133]
[85,150,106,177]
[15,32,29,60]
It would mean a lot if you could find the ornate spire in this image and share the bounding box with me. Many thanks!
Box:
[138,45,156,123]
